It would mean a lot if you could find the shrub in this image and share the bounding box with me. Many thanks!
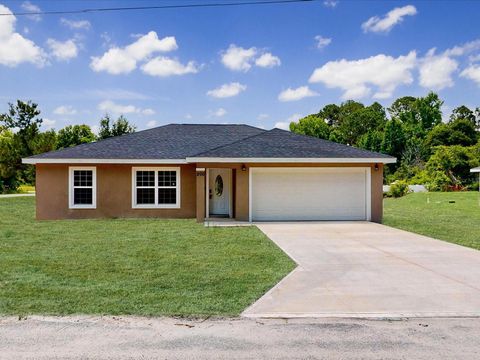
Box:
[387,180,410,198]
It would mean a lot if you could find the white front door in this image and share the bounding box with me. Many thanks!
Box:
[209,168,231,216]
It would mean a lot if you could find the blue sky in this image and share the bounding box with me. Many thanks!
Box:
[0,0,480,132]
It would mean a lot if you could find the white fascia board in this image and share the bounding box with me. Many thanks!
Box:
[22,158,188,165]
[186,157,397,164]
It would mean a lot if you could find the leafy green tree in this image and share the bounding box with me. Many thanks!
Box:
[318,104,341,127]
[31,130,57,154]
[426,145,472,190]
[357,130,383,152]
[0,100,42,157]
[427,119,477,147]
[450,105,476,125]
[337,102,386,145]
[0,100,43,185]
[290,114,330,139]
[381,119,405,160]
[57,124,96,149]
[388,96,417,123]
[0,128,19,192]
[97,114,136,140]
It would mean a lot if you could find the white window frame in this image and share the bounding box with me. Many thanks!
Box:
[132,167,181,209]
[69,166,97,209]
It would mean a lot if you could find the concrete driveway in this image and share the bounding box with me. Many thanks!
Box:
[243,222,480,318]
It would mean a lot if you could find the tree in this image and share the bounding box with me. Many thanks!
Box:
[57,124,96,149]
[426,119,477,147]
[357,130,383,153]
[426,145,473,190]
[337,102,386,145]
[97,114,136,140]
[449,105,476,125]
[0,100,43,185]
[318,104,341,127]
[0,100,42,157]
[388,93,443,135]
[0,128,18,192]
[381,118,405,161]
[290,114,330,139]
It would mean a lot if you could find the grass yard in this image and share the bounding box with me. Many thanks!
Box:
[0,197,295,317]
[384,191,480,250]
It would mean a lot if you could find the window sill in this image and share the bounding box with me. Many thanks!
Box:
[132,204,180,209]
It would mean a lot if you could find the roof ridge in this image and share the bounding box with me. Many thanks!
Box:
[190,127,271,157]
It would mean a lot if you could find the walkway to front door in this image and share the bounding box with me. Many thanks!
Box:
[243,222,480,318]
[208,168,232,218]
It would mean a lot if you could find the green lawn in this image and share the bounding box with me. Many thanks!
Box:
[0,197,295,317]
[384,191,480,250]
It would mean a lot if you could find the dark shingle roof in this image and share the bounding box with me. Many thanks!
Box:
[191,128,394,159]
[29,124,265,159]
[27,124,394,161]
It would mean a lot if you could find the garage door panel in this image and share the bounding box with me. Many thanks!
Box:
[251,168,368,221]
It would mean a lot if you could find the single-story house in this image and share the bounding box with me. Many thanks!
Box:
[23,124,396,223]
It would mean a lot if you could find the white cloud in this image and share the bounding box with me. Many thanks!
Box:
[460,64,480,86]
[257,113,269,120]
[185,113,193,119]
[419,49,458,90]
[220,44,280,71]
[21,1,41,22]
[90,32,177,74]
[309,51,416,100]
[278,86,318,102]
[323,0,338,8]
[211,108,227,117]
[274,122,289,130]
[141,108,154,116]
[53,105,77,116]
[98,100,155,115]
[255,52,281,68]
[141,57,199,77]
[221,44,257,72]
[207,82,247,98]
[60,18,91,30]
[42,118,56,129]
[0,4,47,67]
[47,39,78,61]
[89,89,151,100]
[444,39,480,57]
[275,114,302,130]
[362,5,417,33]
[314,35,332,49]
[146,120,157,128]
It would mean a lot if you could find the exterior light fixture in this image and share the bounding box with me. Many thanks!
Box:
[374,163,379,171]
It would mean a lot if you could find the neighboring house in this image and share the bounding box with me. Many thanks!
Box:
[23,124,395,222]
[472,167,480,190]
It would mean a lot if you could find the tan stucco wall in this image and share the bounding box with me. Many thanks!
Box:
[196,162,384,223]
[36,162,384,222]
[35,163,196,220]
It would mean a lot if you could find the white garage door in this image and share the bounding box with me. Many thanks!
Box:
[251,167,370,221]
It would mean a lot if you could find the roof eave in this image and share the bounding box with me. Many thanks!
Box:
[22,158,188,165]
[186,157,397,164]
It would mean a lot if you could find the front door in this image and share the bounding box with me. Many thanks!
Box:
[209,168,231,217]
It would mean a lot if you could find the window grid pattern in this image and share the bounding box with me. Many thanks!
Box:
[134,169,179,207]
[72,170,94,205]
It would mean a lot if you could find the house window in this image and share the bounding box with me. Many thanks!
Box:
[132,167,180,209]
[69,167,96,209]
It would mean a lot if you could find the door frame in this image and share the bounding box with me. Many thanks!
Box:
[206,168,233,219]
[248,167,371,222]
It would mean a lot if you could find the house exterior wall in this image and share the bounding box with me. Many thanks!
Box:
[36,162,384,223]
[35,163,196,220]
